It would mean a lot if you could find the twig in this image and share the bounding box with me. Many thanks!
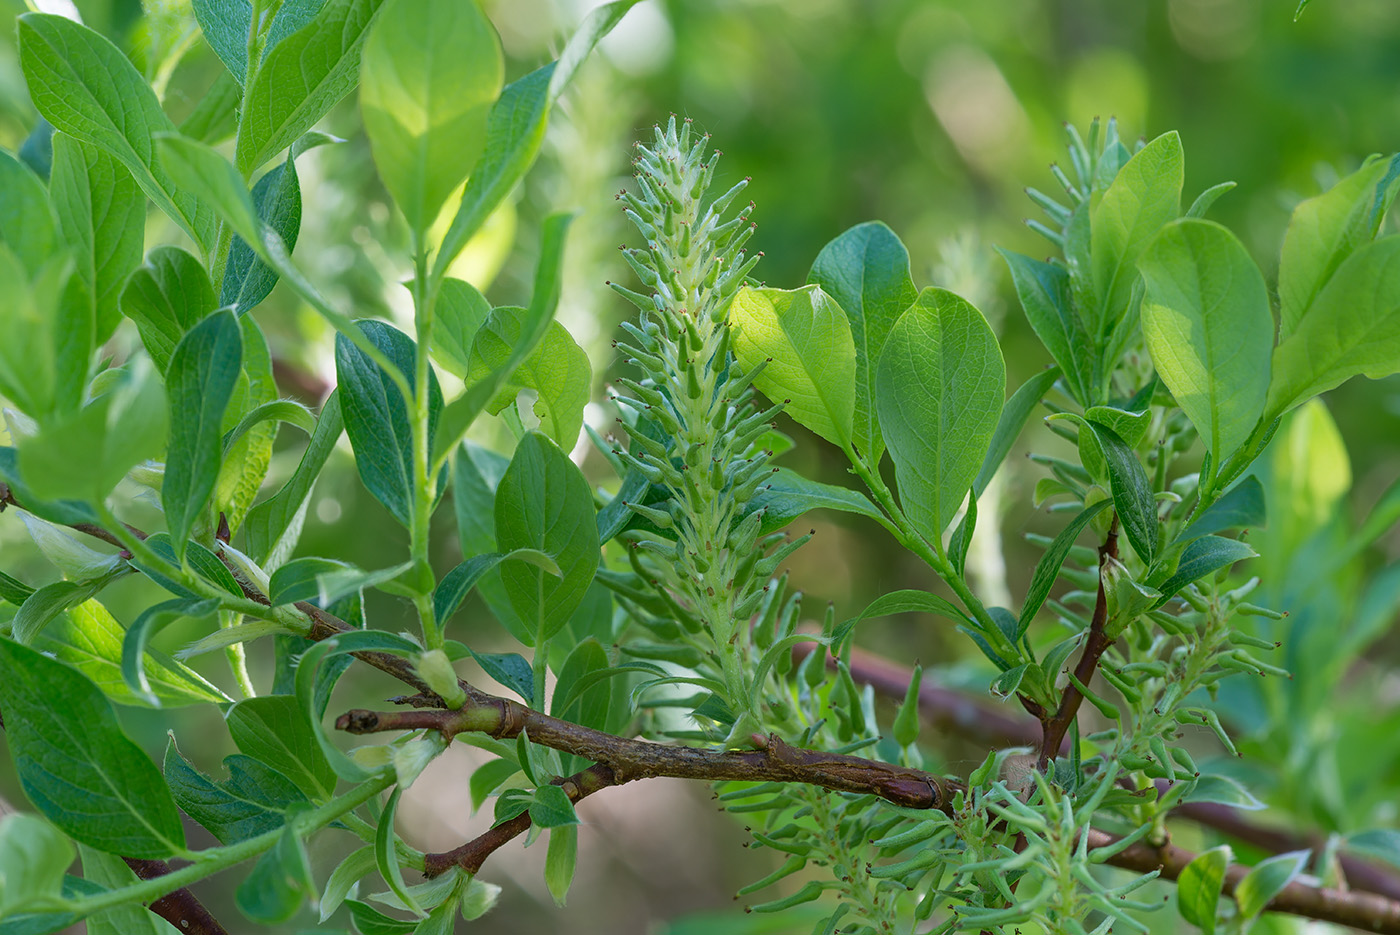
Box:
[336,706,956,812]
[1037,521,1119,770]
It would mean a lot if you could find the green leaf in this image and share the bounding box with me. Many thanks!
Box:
[222,399,315,456]
[360,0,503,234]
[544,824,578,907]
[193,0,324,85]
[347,899,417,935]
[1018,499,1113,635]
[553,638,612,773]
[1185,181,1237,219]
[236,0,387,174]
[1177,844,1232,935]
[0,638,185,858]
[433,213,573,460]
[1180,476,1266,543]
[336,320,444,527]
[529,783,579,829]
[80,845,182,935]
[0,243,72,421]
[120,246,218,372]
[975,366,1061,496]
[135,534,244,601]
[1151,536,1256,606]
[1139,219,1272,461]
[17,14,216,254]
[268,557,350,606]
[1266,235,1400,419]
[1346,829,1400,870]
[373,786,425,918]
[320,845,378,922]
[226,694,338,800]
[156,133,262,246]
[163,740,308,845]
[245,391,345,568]
[178,70,241,144]
[220,146,308,314]
[471,650,535,706]
[1279,158,1391,340]
[121,598,219,706]
[494,432,599,646]
[998,249,1092,404]
[48,133,145,344]
[0,148,59,275]
[1236,850,1309,920]
[0,813,74,917]
[805,221,919,462]
[236,826,315,924]
[835,589,969,649]
[466,308,592,450]
[731,284,857,448]
[430,278,491,378]
[745,468,887,536]
[1057,416,1158,564]
[874,287,1005,543]
[164,309,244,557]
[432,1,639,279]
[1089,130,1184,338]
[12,579,104,646]
[450,443,527,638]
[39,599,230,707]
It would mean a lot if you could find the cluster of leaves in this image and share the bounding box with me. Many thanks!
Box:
[1,2,1399,935]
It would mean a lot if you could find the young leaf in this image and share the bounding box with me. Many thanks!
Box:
[335,320,444,527]
[1139,219,1273,462]
[244,391,345,568]
[0,149,59,274]
[226,694,339,801]
[1018,499,1113,635]
[360,0,503,234]
[0,813,74,917]
[1177,845,1232,935]
[220,142,317,314]
[236,0,388,175]
[1089,130,1184,338]
[465,309,592,450]
[1180,475,1266,543]
[731,284,858,449]
[471,650,535,706]
[320,845,378,921]
[0,638,185,858]
[119,246,218,372]
[48,133,145,344]
[164,309,244,557]
[164,740,309,845]
[805,221,919,463]
[121,598,219,706]
[545,825,579,907]
[997,249,1091,404]
[529,783,580,828]
[974,366,1061,496]
[745,468,888,536]
[1056,416,1159,564]
[874,287,1005,544]
[17,14,216,254]
[553,638,612,773]
[1150,535,1256,606]
[236,826,316,924]
[430,278,491,378]
[1266,236,1400,420]
[494,432,600,646]
[376,786,426,918]
[1235,850,1310,919]
[1278,158,1391,339]
[433,213,573,460]
[432,0,641,279]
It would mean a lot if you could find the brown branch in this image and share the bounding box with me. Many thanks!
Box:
[1092,827,1400,934]
[337,705,957,812]
[1038,521,1119,770]
[122,858,231,935]
[423,763,618,877]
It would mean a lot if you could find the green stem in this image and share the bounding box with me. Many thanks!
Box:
[65,773,394,920]
[222,612,258,697]
[843,448,1011,658]
[409,241,440,647]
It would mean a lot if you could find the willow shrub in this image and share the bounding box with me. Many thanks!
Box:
[2,3,1400,935]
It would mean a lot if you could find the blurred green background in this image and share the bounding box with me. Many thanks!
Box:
[1,0,1399,932]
